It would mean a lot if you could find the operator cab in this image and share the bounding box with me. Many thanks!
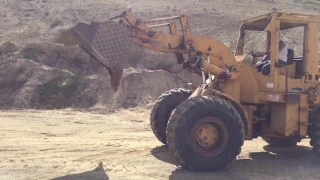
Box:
[235,12,319,80]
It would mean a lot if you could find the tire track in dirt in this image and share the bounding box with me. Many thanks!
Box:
[1,109,320,180]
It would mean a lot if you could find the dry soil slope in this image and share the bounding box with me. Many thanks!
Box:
[1,0,320,47]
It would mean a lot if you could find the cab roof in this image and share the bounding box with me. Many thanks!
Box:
[241,12,320,31]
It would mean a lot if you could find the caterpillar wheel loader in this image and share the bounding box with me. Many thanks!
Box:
[56,11,320,171]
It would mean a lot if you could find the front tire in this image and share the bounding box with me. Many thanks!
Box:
[150,88,193,144]
[166,96,244,171]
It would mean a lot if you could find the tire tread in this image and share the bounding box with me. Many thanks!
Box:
[166,96,244,171]
[150,88,192,144]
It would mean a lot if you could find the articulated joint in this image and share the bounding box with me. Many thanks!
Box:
[201,61,239,81]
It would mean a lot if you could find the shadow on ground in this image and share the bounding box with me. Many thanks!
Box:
[152,145,320,180]
[151,145,179,165]
[51,162,109,180]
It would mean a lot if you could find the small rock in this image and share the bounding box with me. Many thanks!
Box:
[127,5,132,12]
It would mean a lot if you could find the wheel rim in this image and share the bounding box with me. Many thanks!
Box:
[195,123,219,148]
[190,117,229,157]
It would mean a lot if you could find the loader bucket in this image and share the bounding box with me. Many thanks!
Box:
[56,20,132,91]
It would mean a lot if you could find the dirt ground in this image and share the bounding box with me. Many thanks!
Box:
[1,109,319,180]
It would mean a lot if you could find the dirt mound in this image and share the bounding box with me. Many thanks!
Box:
[20,42,109,76]
[68,75,114,109]
[113,69,186,108]
[0,57,186,110]
[0,58,78,109]
[69,69,187,110]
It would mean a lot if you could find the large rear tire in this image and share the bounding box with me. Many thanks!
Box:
[310,108,320,155]
[150,88,193,144]
[166,96,244,171]
[262,137,297,147]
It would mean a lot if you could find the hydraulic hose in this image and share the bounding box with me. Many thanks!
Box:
[214,79,223,92]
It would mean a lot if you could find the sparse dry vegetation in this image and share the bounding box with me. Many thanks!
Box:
[302,0,320,4]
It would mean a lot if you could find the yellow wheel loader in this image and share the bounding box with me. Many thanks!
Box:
[56,11,320,171]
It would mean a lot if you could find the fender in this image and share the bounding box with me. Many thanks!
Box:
[201,88,249,136]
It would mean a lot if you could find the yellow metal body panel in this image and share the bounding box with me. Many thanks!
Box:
[305,23,319,77]
[271,103,299,136]
[270,94,309,137]
[238,64,259,103]
[299,94,309,137]
[278,64,296,79]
